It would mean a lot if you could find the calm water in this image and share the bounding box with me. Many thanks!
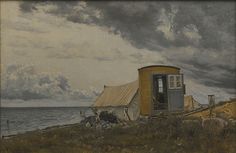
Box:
[0,107,93,136]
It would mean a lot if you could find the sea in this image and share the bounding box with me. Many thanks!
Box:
[0,107,93,137]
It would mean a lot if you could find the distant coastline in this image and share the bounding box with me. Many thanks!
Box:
[0,99,94,108]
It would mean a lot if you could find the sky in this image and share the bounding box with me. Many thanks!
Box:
[1,1,235,106]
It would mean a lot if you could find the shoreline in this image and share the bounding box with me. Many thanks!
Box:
[1,122,81,139]
[1,107,94,139]
[0,106,93,109]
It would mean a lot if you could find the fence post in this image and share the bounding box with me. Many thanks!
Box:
[208,95,215,118]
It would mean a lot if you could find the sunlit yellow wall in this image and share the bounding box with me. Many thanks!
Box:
[138,66,180,115]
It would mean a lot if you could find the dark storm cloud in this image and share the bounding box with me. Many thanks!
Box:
[172,2,235,50]
[20,1,235,49]
[189,67,235,89]
[19,1,236,94]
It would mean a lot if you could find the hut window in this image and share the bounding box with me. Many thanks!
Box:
[158,78,163,93]
[176,76,182,88]
[168,75,182,89]
[169,76,175,89]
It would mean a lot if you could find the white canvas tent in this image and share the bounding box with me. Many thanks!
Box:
[93,80,140,121]
[184,95,202,111]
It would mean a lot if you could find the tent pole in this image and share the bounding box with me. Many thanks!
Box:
[125,107,131,121]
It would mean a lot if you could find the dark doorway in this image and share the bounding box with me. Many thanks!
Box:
[152,74,168,111]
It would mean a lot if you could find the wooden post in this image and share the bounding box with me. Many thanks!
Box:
[208,95,215,118]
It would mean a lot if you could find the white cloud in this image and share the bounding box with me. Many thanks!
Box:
[1,64,99,101]
[1,1,234,105]
[156,8,175,41]
[182,24,201,45]
[1,1,166,91]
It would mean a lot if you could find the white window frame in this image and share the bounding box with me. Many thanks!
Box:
[168,75,175,89]
[168,75,182,89]
[158,78,163,93]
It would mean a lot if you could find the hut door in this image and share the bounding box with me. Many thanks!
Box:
[153,75,168,111]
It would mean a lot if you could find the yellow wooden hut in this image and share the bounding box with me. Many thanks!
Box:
[93,65,185,120]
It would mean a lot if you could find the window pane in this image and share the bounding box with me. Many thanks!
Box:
[159,87,163,93]
[169,76,175,88]
[158,78,163,87]
[176,75,182,87]
[170,76,174,82]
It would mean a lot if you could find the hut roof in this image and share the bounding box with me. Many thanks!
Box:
[93,80,138,107]
[138,65,180,70]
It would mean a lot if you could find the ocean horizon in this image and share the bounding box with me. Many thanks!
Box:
[0,106,93,137]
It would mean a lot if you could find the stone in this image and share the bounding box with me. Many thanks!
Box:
[85,122,91,128]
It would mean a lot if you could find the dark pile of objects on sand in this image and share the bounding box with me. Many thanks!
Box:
[80,111,120,129]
